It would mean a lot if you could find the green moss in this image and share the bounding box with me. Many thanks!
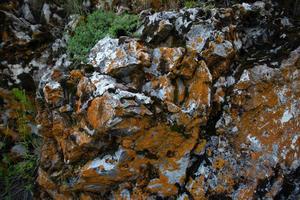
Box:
[67,10,140,63]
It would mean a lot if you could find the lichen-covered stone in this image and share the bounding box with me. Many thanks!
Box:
[88,37,151,76]
[35,1,300,199]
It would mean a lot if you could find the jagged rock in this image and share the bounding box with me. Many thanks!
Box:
[88,37,151,76]
[189,47,300,199]
[43,81,64,105]
[0,0,67,89]
[145,47,185,76]
[141,11,179,43]
[183,60,212,118]
[34,1,300,199]
[22,2,35,23]
[186,24,213,53]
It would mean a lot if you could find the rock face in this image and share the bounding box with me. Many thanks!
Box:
[35,1,300,199]
[0,0,72,91]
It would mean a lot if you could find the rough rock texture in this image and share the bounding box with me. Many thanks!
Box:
[34,1,300,199]
[0,0,75,91]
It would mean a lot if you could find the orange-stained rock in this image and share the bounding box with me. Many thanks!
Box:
[74,147,134,192]
[143,75,175,102]
[87,95,116,130]
[40,138,62,170]
[145,47,185,76]
[79,194,93,200]
[43,81,64,105]
[202,40,236,81]
[178,50,199,79]
[183,60,212,120]
[59,129,95,163]
[37,168,57,191]
[35,2,300,199]
[186,176,206,199]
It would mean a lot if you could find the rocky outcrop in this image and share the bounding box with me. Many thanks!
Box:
[0,0,76,91]
[31,1,300,199]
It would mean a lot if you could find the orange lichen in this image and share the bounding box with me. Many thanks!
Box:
[87,95,115,130]
[186,176,206,199]
[213,157,226,170]
[184,60,212,114]
[43,83,63,105]
[178,50,198,79]
[146,175,178,197]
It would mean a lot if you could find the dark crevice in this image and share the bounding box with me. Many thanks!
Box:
[274,166,300,200]
[254,165,281,199]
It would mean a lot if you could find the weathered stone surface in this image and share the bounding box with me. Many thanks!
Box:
[0,0,68,90]
[188,47,300,199]
[34,1,300,199]
[88,37,151,76]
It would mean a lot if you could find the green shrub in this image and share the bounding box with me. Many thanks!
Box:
[67,10,140,63]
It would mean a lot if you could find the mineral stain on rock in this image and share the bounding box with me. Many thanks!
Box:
[0,0,300,199]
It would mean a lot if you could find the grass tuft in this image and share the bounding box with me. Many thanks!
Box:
[0,88,40,200]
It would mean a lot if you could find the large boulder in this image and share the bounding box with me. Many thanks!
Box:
[36,1,300,199]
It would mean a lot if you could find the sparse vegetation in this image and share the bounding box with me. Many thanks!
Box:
[184,0,199,8]
[184,0,215,9]
[54,0,86,15]
[0,88,39,200]
[67,10,140,63]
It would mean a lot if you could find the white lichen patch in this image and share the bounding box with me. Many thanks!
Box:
[44,81,61,90]
[239,70,250,82]
[213,40,233,57]
[115,89,152,105]
[247,135,262,152]
[90,72,117,97]
[186,24,213,53]
[88,37,150,75]
[162,154,190,184]
[280,109,293,124]
[88,147,124,174]
[242,3,252,11]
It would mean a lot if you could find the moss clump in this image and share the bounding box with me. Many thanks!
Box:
[67,10,140,63]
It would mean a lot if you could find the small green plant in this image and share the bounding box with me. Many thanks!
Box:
[11,88,32,110]
[11,88,34,140]
[184,0,215,9]
[1,151,39,200]
[67,10,140,63]
[184,0,199,8]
